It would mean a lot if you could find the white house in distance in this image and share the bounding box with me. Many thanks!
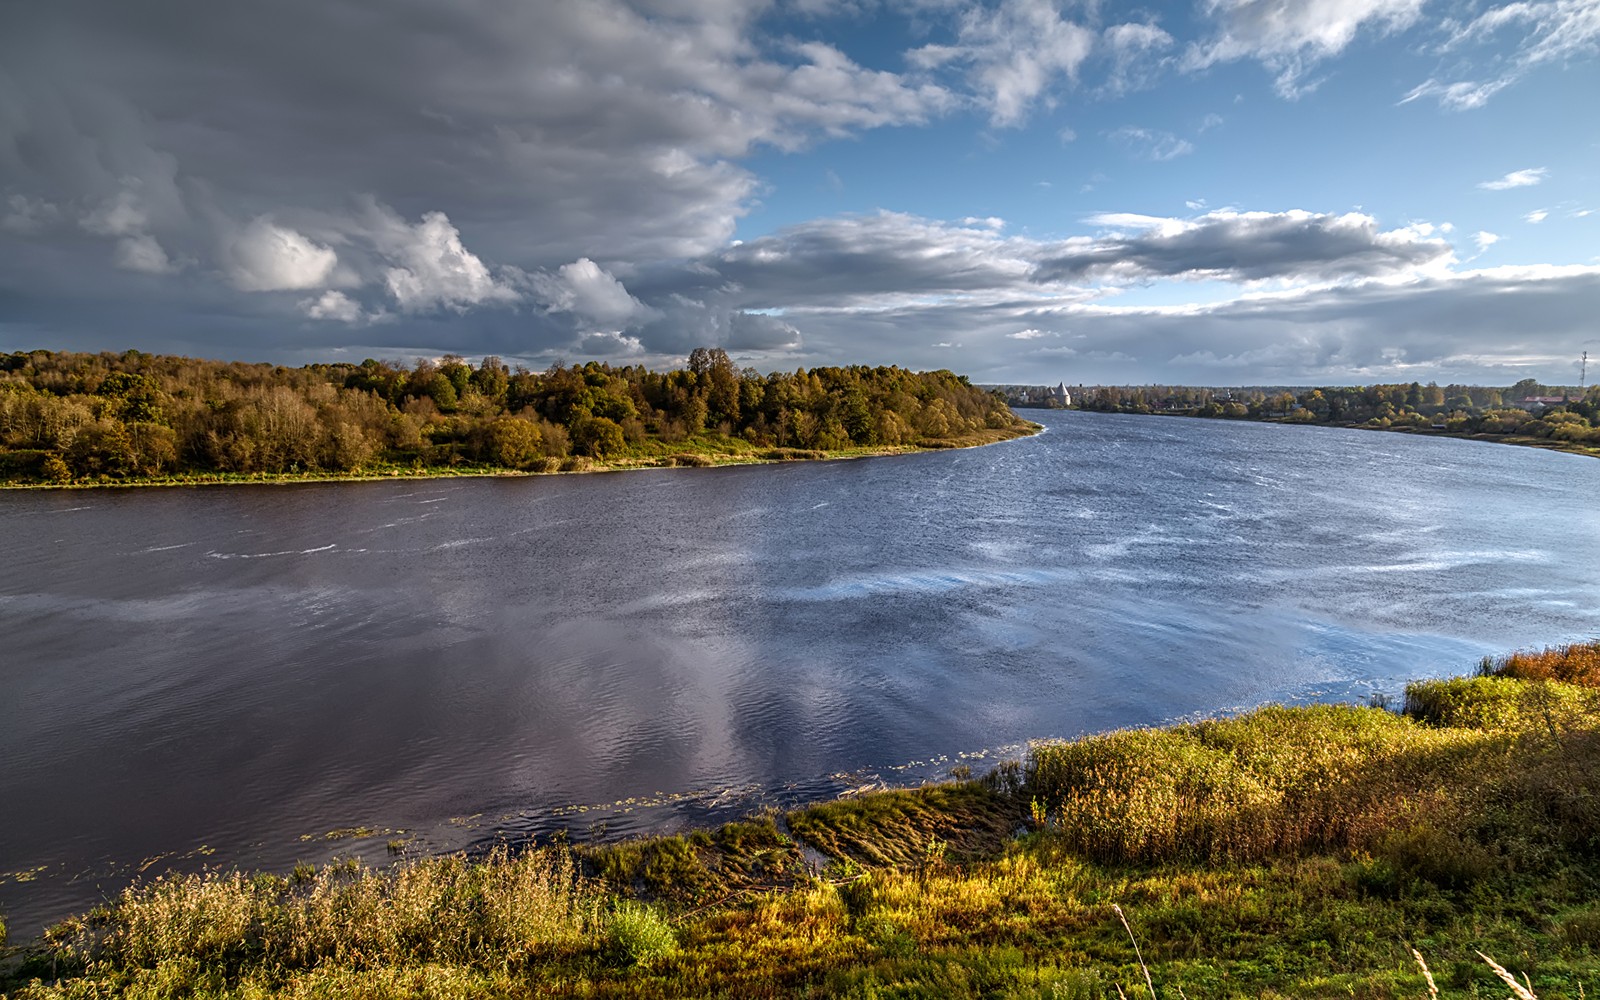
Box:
[1046,383,1072,406]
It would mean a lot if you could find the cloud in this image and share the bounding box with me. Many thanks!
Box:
[1406,0,1600,109]
[0,0,954,319]
[80,189,149,238]
[0,0,1593,384]
[1101,21,1175,94]
[1398,77,1513,110]
[772,263,1600,384]
[1187,0,1426,97]
[1007,328,1050,339]
[1473,231,1501,251]
[1478,167,1548,190]
[534,258,649,325]
[226,218,338,292]
[1108,126,1195,161]
[577,331,645,356]
[1524,209,1549,223]
[112,234,178,274]
[366,208,521,312]
[300,290,363,323]
[909,0,1095,125]
[727,310,803,350]
[2,194,60,235]
[698,211,1037,307]
[1034,210,1454,283]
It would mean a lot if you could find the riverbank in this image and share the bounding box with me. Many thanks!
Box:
[1062,406,1600,462]
[1371,424,1600,460]
[0,420,1042,491]
[6,641,1598,998]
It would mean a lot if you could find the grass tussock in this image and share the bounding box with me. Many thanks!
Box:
[8,661,1600,997]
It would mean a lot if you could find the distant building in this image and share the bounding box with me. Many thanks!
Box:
[1514,396,1569,411]
[1046,382,1071,406]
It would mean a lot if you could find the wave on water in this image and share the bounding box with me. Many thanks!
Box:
[780,564,1163,602]
[1279,549,1545,578]
[206,543,339,560]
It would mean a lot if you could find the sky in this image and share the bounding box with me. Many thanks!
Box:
[1,0,1596,386]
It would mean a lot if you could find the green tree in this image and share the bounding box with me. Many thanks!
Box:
[571,415,625,458]
[484,417,542,467]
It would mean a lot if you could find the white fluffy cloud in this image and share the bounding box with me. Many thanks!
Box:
[909,0,1095,125]
[578,331,645,356]
[368,209,520,312]
[300,290,363,323]
[227,217,338,292]
[535,258,648,325]
[1188,0,1427,96]
[1478,167,1548,190]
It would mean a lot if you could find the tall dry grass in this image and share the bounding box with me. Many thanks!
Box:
[58,846,603,976]
[1477,639,1600,687]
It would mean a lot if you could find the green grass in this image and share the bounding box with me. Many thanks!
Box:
[7,649,1600,997]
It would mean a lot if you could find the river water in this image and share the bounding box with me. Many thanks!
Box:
[3,410,1598,936]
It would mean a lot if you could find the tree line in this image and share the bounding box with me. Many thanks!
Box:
[0,348,1025,483]
[1050,378,1600,445]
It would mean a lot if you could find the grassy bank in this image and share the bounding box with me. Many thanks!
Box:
[6,642,1600,998]
[0,421,1040,491]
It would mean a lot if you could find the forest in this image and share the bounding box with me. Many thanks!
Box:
[0,348,1032,484]
[1061,378,1600,447]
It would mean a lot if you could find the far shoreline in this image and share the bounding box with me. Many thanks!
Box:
[1038,405,1600,461]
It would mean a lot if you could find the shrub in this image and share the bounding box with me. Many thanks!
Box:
[1404,676,1596,729]
[1562,908,1600,950]
[607,901,676,967]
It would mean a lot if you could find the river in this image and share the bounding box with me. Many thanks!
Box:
[2,409,1597,936]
